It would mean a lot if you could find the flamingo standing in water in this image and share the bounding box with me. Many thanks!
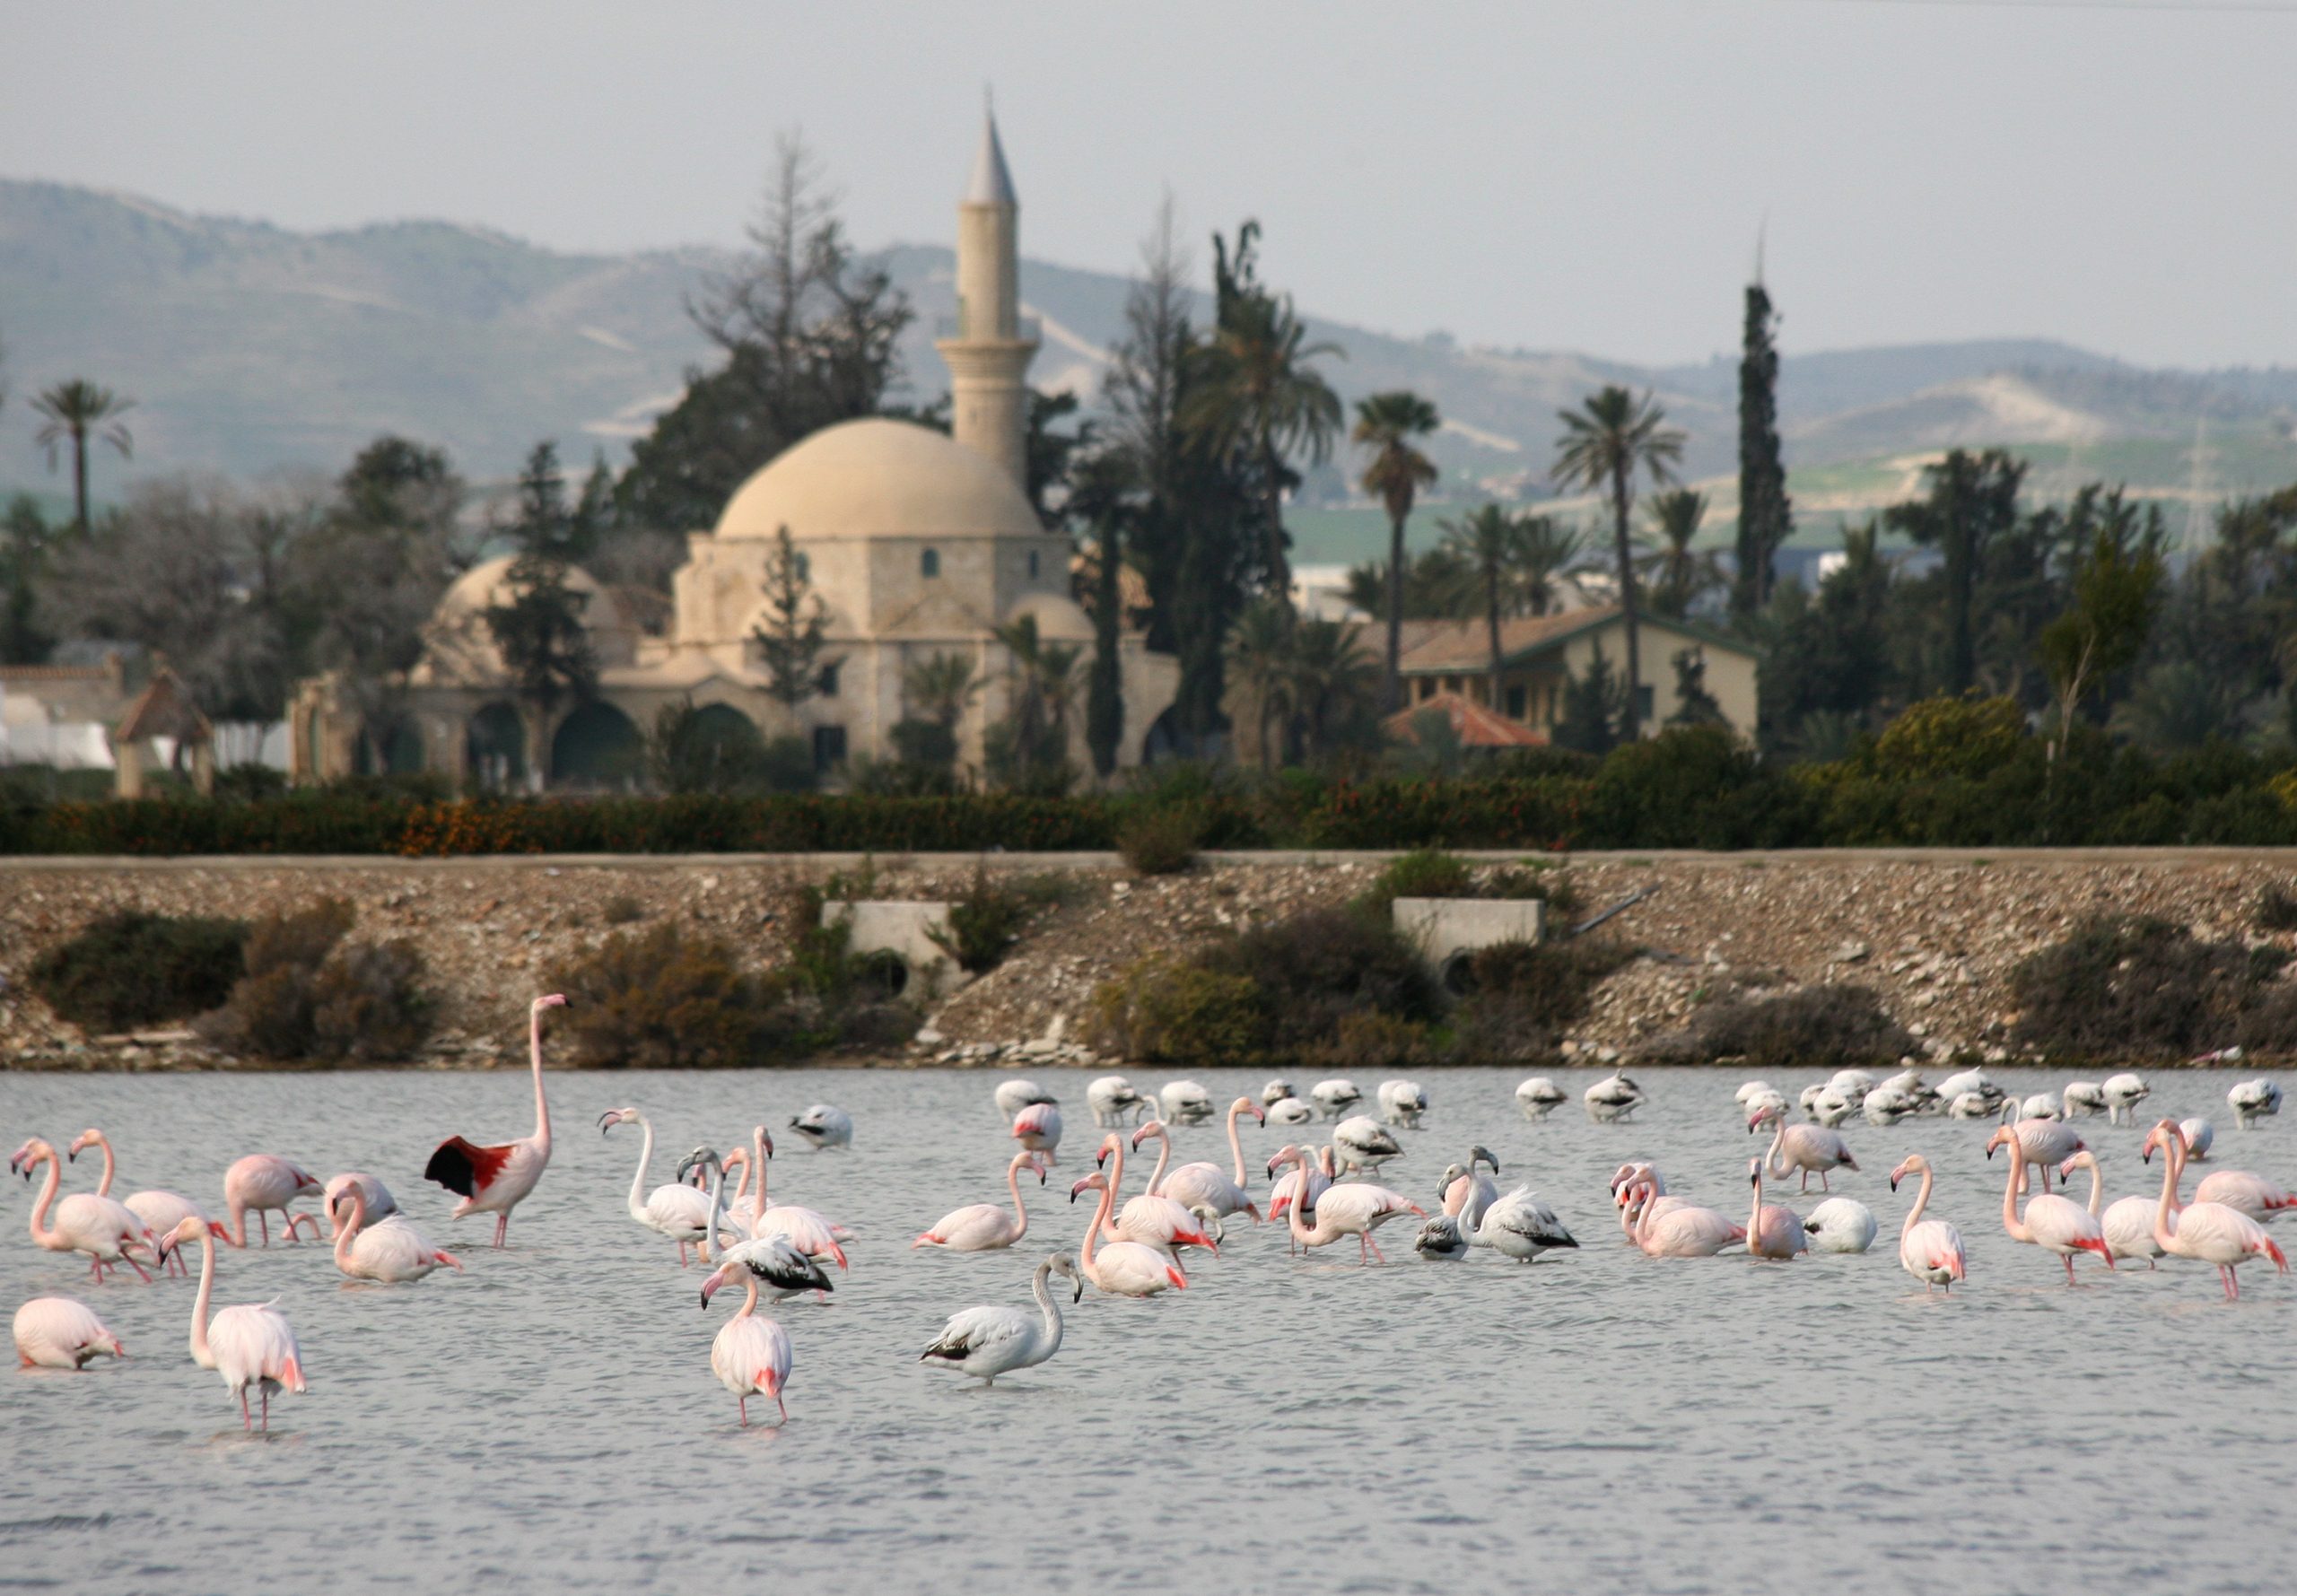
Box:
[2143,1119,2287,1301]
[2062,1150,2162,1269]
[602,1107,721,1264]
[1888,1155,1966,1293]
[1134,1098,1266,1222]
[1095,1130,1219,1258]
[66,1129,222,1276]
[1266,1145,1424,1264]
[2191,1165,2297,1223]
[219,1155,325,1248]
[331,1190,462,1284]
[1744,1156,1806,1260]
[1621,1179,1743,1258]
[322,1173,398,1238]
[11,1138,156,1281]
[914,1151,1047,1252]
[699,1256,793,1426]
[1068,1171,1186,1296]
[919,1252,1082,1386]
[424,993,563,1247]
[690,1154,834,1301]
[1986,1125,2113,1286]
[157,1215,306,1432]
[1011,1103,1063,1164]
[1751,1105,1857,1194]
[14,1297,124,1369]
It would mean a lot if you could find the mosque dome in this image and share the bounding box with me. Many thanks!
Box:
[712,418,1044,544]
[434,554,622,630]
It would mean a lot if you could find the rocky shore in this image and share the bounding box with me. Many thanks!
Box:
[4,850,2292,1070]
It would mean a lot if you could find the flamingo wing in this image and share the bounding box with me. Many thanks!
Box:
[921,1305,1030,1363]
[424,1136,513,1199]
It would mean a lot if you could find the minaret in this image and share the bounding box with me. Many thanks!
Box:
[937,109,1036,487]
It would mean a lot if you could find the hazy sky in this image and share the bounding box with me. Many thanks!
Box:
[5,0,2294,370]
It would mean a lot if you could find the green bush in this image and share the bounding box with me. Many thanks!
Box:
[927,866,1041,974]
[1228,907,1441,1056]
[28,911,248,1032]
[551,921,794,1068]
[198,897,434,1061]
[2010,915,2286,1060]
[1638,982,1913,1068]
[1089,957,1269,1066]
[1358,847,1472,911]
[1117,806,1202,876]
[1454,938,1632,1035]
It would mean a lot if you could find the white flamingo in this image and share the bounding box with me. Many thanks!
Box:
[2143,1119,2287,1300]
[603,1107,721,1264]
[788,1104,853,1151]
[1751,1104,1858,1193]
[1068,1171,1185,1296]
[913,1151,1046,1252]
[1133,1098,1265,1221]
[1888,1154,1966,1293]
[13,1297,124,1370]
[65,1129,219,1276]
[10,1138,156,1282]
[1266,1145,1423,1264]
[157,1216,307,1431]
[919,1252,1082,1386]
[330,1190,464,1285]
[698,1256,793,1426]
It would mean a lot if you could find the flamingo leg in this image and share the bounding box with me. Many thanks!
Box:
[240,1390,253,1431]
[738,1397,750,1427]
[260,1387,270,1432]
[493,1213,509,1248]
[258,1210,270,1247]
[122,1253,153,1284]
[677,1240,690,1267]
[2064,1254,2076,1286]
[776,1394,788,1423]
[1365,1233,1389,1264]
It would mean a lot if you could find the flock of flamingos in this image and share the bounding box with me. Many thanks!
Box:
[11,994,2296,1430]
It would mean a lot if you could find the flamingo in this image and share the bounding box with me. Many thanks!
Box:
[1011,1102,1063,1164]
[1265,1095,1314,1127]
[1515,1077,1566,1121]
[698,1256,793,1426]
[1068,1170,1186,1296]
[66,1128,221,1276]
[2229,1077,2283,1130]
[1266,1145,1423,1263]
[1611,1162,1681,1244]
[1802,1197,1877,1253]
[1377,1078,1428,1129]
[2179,1119,2215,1163]
[1744,1157,1806,1260]
[1332,1115,1403,1174]
[913,1151,1046,1252]
[1621,1179,1742,1257]
[738,1126,849,1271]
[1862,1086,1920,1127]
[2062,1150,2162,1269]
[1987,1105,2084,1197]
[994,1078,1056,1121]
[1095,1130,1218,1257]
[919,1252,1082,1386]
[2021,1092,2063,1122]
[1134,1098,1265,1221]
[1463,1185,1578,1262]
[1415,1216,1471,1260]
[1986,1125,2113,1285]
[1806,1088,1857,1129]
[1439,1147,1503,1233]
[1751,1104,1857,1193]
[157,1216,306,1432]
[1828,1068,1879,1102]
[14,1297,124,1370]
[423,993,563,1247]
[330,1189,463,1284]
[322,1173,398,1239]
[1159,1080,1215,1126]
[1888,1155,1966,1292]
[2143,1119,2287,1300]
[1309,1079,1363,1121]
[789,1104,853,1151]
[1877,1069,1940,1114]
[1268,1143,1334,1252]
[2194,1166,2297,1222]
[218,1155,325,1248]
[1935,1068,2004,1116]
[2100,1072,2151,1126]
[10,1138,156,1282]
[691,1153,834,1301]
[602,1106,721,1264]
[1585,1071,1646,1123]
[1739,1083,1789,1122]
[1086,1075,1147,1128]
[1261,1078,1297,1108]
[2062,1081,2108,1120]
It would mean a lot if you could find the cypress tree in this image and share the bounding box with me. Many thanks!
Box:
[1734,280,1793,618]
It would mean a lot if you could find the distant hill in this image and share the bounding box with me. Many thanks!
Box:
[4,179,2293,532]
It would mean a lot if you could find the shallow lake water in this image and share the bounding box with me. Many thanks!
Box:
[4,1064,2293,1593]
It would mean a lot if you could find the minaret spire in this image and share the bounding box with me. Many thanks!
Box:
[938,101,1035,485]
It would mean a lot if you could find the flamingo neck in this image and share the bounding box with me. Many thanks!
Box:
[1005,1156,1031,1239]
[528,1010,552,1150]
[1143,1127,1173,1197]
[1079,1180,1114,1270]
[1030,1258,1063,1351]
[1105,1137,1127,1203]
[1901,1165,1933,1236]
[2000,1140,2032,1242]
[2153,1134,2186,1252]
[624,1116,655,1221]
[188,1227,218,1370]
[1762,1116,1789,1178]
[1287,1153,1317,1245]
[736,1274,759,1322]
[89,1133,116,1196]
[1226,1105,1249,1186]
[26,1151,61,1247]
[1748,1167,1764,1237]
[699,1161,729,1266]
[2075,1157,2103,1218]
[751,1128,773,1213]
[333,1192,364,1272]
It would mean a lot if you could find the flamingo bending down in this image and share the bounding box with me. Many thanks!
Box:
[920,1252,1082,1385]
[1268,1144,1334,1253]
[1465,1185,1578,1262]
[1310,1079,1364,1121]
[2063,1150,2161,1269]
[699,1259,793,1426]
[995,1078,1057,1121]
[1516,1077,1567,1121]
[740,1126,850,1270]
[2192,1167,2297,1223]
[1138,1098,1265,1222]
[1990,1104,2084,1195]
[14,1297,124,1369]
[1069,1171,1186,1296]
[2229,1077,2283,1131]
[914,1151,1046,1252]
[158,1216,306,1432]
[1267,1145,1424,1264]
[789,1105,853,1151]
[1584,1072,1646,1123]
[1621,1180,1743,1258]
[1745,1157,1806,1260]
[1086,1075,1147,1129]
[331,1190,463,1284]
[2100,1072,2151,1126]
[1095,1131,1218,1257]
[424,993,564,1247]
[1888,1155,1966,1292]
[1987,1125,2113,1286]
[1751,1105,1857,1193]
[1332,1115,1404,1174]
[66,1129,221,1277]
[219,1155,325,1248]
[11,1138,156,1282]
[1377,1078,1428,1129]
[2144,1119,2287,1301]
[1802,1197,1879,1253]
[322,1173,398,1239]
[1011,1103,1063,1165]
[603,1107,721,1264]
[2179,1119,2215,1163]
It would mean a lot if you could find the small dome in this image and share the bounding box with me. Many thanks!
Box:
[714,418,1042,544]
[1002,591,1095,644]
[434,555,623,631]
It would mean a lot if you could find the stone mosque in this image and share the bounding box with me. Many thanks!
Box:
[290,114,1179,789]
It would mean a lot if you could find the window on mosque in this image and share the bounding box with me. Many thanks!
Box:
[817,662,841,698]
[1026,549,1040,580]
[812,726,848,772]
[921,548,940,579]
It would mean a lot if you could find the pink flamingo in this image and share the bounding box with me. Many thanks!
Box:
[1011,1103,1062,1164]
[699,1255,793,1426]
[2143,1119,2287,1301]
[1268,1143,1334,1254]
[1986,1125,2113,1285]
[322,1173,398,1238]
[744,1126,850,1271]
[2192,1167,2297,1223]
[1134,1097,1266,1221]
[1096,1131,1219,1257]
[10,1138,156,1281]
[1888,1154,1966,1292]
[331,1189,463,1284]
[219,1155,326,1247]
[1990,1104,2085,1195]
[1068,1170,1186,1296]
[14,1297,124,1369]
[1621,1178,1743,1257]
[157,1215,307,1432]
[2061,1150,2162,1269]
[1744,1156,1806,1260]
[1611,1162,1681,1244]
[1750,1105,1857,1193]
[424,993,563,1247]
[66,1129,224,1276]
[1266,1145,1424,1264]
[913,1151,1046,1252]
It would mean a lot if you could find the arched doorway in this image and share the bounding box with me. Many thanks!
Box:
[465,702,528,791]
[659,702,764,794]
[551,702,643,789]
[354,719,426,776]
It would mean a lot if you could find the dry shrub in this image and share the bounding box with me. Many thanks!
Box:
[2257,885,2297,934]
[199,897,434,1061]
[2010,915,2284,1061]
[29,911,248,1033]
[1305,1009,1433,1071]
[1117,807,1202,876]
[1639,983,1912,1068]
[601,894,648,927]
[1089,957,1267,1067]
[552,921,792,1068]
[1228,908,1440,1057]
[311,940,435,1061]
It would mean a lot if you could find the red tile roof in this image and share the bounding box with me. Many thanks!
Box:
[1384,691,1546,749]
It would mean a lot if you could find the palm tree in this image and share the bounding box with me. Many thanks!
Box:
[1184,291,1342,620]
[902,651,980,730]
[1552,386,1684,740]
[1223,597,1296,772]
[1352,390,1441,711]
[1288,616,1380,760]
[991,615,1081,777]
[1637,488,1721,619]
[1515,516,1585,618]
[1440,504,1527,714]
[32,379,135,532]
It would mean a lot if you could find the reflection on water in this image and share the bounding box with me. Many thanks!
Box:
[4,1066,2293,1592]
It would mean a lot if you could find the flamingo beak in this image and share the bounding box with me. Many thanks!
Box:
[698,1264,729,1308]
[1890,1174,1900,1191]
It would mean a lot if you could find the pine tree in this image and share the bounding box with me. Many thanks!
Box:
[1665,647,1727,726]
[1734,281,1793,618]
[750,525,837,709]
[1554,646,1625,755]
